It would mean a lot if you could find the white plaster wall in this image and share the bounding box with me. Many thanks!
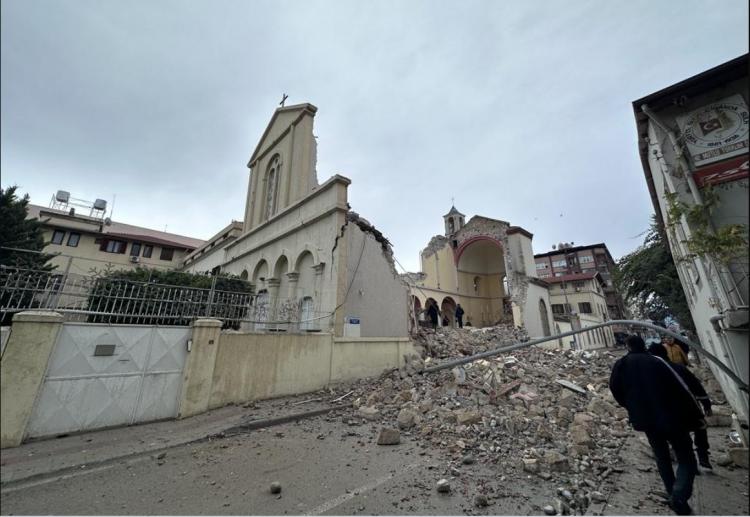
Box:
[647,117,749,421]
[220,178,350,334]
[341,225,409,338]
[522,282,554,339]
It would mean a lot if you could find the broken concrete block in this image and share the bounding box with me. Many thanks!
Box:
[397,409,418,429]
[570,426,594,447]
[522,458,539,474]
[270,482,282,494]
[587,397,617,418]
[376,428,400,445]
[474,494,489,507]
[729,447,749,468]
[543,450,570,472]
[359,406,380,421]
[455,410,481,426]
[436,478,451,493]
[590,491,606,503]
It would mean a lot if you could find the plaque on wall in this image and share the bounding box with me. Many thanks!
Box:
[676,94,749,167]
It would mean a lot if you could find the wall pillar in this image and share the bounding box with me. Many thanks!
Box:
[267,278,281,331]
[312,263,327,330]
[1,311,63,448]
[177,318,222,419]
[286,272,300,331]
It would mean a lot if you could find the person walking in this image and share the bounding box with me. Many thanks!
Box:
[663,335,690,366]
[649,343,713,470]
[610,335,704,515]
[455,304,465,328]
[426,302,439,331]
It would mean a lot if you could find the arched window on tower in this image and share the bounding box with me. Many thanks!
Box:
[448,218,455,234]
[264,155,281,220]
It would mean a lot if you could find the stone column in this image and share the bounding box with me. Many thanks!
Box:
[1,311,63,448]
[312,263,326,330]
[266,278,281,331]
[177,318,222,419]
[286,272,300,331]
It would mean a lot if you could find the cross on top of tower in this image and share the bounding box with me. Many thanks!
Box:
[279,93,288,107]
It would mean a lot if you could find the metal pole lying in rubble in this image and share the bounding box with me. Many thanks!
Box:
[421,319,749,394]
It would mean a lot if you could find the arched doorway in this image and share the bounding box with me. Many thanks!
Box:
[539,299,551,337]
[425,298,439,327]
[441,297,457,327]
[455,237,506,327]
[412,296,423,320]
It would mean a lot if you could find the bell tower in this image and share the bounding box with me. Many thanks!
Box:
[443,205,465,236]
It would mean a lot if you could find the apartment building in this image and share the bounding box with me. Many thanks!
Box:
[633,54,748,422]
[26,193,204,275]
[534,242,628,320]
[545,271,614,349]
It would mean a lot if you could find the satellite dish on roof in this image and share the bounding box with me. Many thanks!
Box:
[56,190,70,203]
[552,245,557,250]
[104,217,112,226]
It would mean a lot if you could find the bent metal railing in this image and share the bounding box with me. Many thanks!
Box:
[421,320,749,395]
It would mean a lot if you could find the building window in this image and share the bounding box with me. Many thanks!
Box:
[554,272,564,277]
[102,239,127,254]
[67,232,80,247]
[51,230,66,245]
[552,259,567,268]
[573,281,585,289]
[160,247,174,261]
[552,304,572,315]
[579,255,594,264]
[130,242,142,256]
[578,302,592,314]
[536,262,548,270]
[264,154,281,220]
[142,245,153,258]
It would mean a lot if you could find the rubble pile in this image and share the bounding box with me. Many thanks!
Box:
[333,325,631,514]
[415,325,529,359]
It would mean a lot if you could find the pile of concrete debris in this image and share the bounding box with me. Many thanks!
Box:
[415,325,530,359]
[333,325,630,514]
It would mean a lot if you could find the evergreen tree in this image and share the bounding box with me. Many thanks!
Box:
[0,185,55,269]
[615,215,694,331]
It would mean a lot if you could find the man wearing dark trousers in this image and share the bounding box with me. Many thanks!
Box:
[649,342,713,470]
[610,335,705,515]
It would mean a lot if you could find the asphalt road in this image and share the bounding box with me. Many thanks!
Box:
[2,413,562,516]
[2,413,748,516]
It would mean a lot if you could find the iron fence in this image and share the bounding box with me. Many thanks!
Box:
[0,266,332,331]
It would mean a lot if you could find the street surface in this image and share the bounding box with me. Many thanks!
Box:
[2,410,748,515]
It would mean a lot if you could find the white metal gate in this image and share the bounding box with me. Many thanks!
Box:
[25,323,189,439]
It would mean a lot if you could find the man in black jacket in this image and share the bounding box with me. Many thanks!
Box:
[649,343,713,470]
[610,335,704,515]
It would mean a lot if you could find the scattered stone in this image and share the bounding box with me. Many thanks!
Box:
[436,479,451,493]
[270,482,282,494]
[474,494,489,507]
[156,452,167,460]
[522,458,539,474]
[455,410,482,425]
[729,447,749,468]
[543,504,557,515]
[359,406,380,421]
[397,409,418,429]
[461,454,476,465]
[376,428,400,445]
[716,454,733,467]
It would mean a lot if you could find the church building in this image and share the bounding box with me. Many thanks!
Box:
[406,207,554,338]
[184,103,409,338]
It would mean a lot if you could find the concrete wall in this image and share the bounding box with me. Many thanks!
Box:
[340,225,409,337]
[523,282,554,339]
[178,322,417,418]
[0,312,63,448]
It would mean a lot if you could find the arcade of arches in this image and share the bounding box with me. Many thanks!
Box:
[408,210,554,338]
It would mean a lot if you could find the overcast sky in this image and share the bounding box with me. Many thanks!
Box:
[2,0,748,272]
